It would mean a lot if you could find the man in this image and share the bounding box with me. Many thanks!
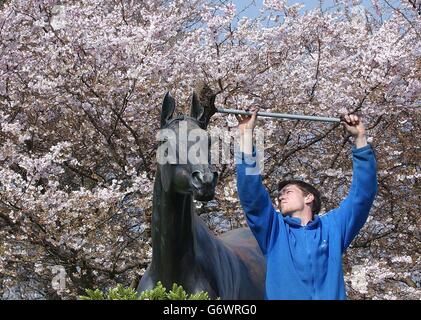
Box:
[235,108,377,300]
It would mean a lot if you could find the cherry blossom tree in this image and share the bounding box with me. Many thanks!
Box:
[0,0,419,299]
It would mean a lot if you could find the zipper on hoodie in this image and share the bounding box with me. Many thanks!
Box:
[304,226,316,299]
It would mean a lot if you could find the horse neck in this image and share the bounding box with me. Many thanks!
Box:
[151,168,196,274]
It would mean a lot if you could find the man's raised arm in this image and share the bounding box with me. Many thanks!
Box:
[327,114,378,252]
[235,108,278,255]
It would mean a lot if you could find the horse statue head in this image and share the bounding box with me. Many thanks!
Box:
[157,91,218,201]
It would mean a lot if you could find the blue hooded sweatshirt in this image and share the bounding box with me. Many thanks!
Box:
[235,144,377,300]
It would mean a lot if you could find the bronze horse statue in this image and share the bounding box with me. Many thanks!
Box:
[137,91,265,299]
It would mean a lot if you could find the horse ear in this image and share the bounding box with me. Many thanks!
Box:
[190,91,205,122]
[161,92,176,128]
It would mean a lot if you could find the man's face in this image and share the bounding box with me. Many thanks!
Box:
[278,184,311,215]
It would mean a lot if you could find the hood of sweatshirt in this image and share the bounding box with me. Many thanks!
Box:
[282,214,321,229]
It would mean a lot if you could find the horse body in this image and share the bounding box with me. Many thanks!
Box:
[137,92,265,299]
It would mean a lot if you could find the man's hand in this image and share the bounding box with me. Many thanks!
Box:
[236,107,259,134]
[236,107,259,154]
[341,114,367,148]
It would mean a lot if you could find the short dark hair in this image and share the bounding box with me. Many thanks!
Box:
[278,180,321,215]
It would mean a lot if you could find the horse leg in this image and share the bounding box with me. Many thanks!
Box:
[137,266,157,295]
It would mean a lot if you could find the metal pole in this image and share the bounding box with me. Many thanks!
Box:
[216,108,342,123]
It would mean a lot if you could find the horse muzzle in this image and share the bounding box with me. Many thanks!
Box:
[191,170,218,201]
